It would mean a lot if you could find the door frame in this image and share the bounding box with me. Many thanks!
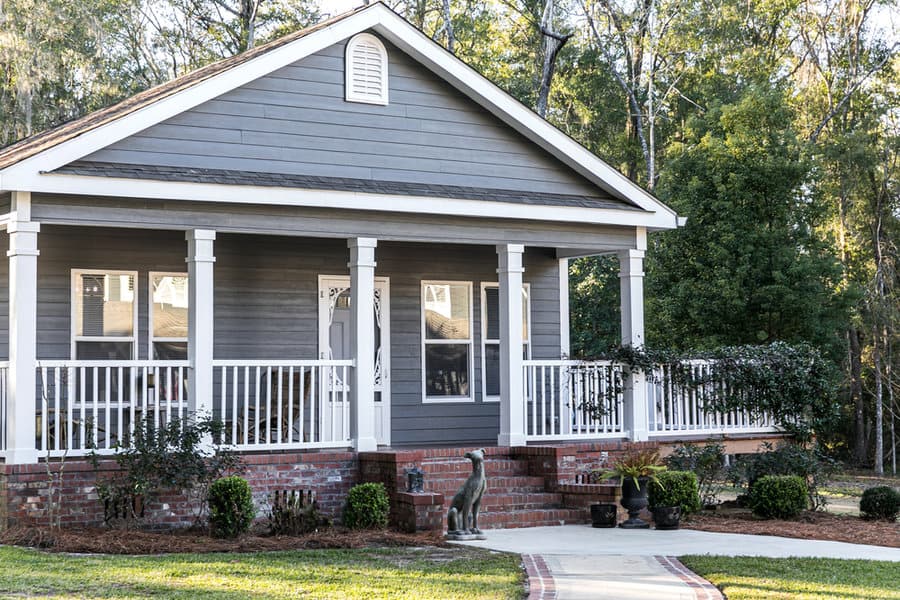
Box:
[317,274,391,446]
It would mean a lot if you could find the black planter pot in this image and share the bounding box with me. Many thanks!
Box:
[590,503,617,528]
[619,477,650,529]
[652,506,681,530]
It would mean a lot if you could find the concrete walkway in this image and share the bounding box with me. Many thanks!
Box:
[453,525,900,600]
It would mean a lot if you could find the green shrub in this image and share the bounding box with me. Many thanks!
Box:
[665,442,725,505]
[859,486,900,522]
[343,483,389,529]
[208,476,256,538]
[748,475,808,519]
[648,470,702,514]
[728,442,836,510]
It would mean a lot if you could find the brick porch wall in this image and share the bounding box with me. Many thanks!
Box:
[0,451,358,530]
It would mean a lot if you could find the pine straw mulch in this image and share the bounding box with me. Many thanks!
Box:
[682,509,899,548]
[0,526,448,555]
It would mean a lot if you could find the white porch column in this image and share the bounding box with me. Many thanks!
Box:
[497,244,526,447]
[6,192,40,464]
[618,247,649,441]
[348,237,377,452]
[186,230,216,420]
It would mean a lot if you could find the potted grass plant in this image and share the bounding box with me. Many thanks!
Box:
[597,450,667,529]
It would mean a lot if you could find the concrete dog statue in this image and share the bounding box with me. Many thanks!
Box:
[446,448,487,539]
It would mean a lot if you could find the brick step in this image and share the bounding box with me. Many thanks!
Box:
[422,476,546,494]
[478,492,564,511]
[476,508,589,529]
[419,460,531,477]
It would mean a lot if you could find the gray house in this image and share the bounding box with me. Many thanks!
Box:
[0,3,773,476]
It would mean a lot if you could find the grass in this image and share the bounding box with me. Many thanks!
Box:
[0,545,524,599]
[681,555,900,600]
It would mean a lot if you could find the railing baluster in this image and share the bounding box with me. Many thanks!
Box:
[104,367,111,449]
[117,367,123,448]
[342,365,349,440]
[310,365,317,443]
[54,367,62,452]
[40,367,48,453]
[276,366,283,445]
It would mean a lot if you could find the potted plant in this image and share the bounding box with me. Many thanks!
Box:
[590,503,617,528]
[597,450,666,529]
[648,470,701,530]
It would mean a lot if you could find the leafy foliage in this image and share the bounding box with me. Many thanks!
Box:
[748,475,808,519]
[596,449,666,490]
[342,483,390,530]
[208,476,256,538]
[728,442,838,511]
[664,442,726,506]
[268,490,329,535]
[648,470,702,514]
[859,486,900,522]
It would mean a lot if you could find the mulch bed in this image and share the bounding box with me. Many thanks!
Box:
[0,526,447,555]
[682,510,899,548]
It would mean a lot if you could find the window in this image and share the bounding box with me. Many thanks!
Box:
[72,270,137,360]
[422,281,473,402]
[345,32,389,105]
[150,272,189,360]
[481,283,531,401]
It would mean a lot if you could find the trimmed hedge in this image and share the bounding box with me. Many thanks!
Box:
[648,470,702,514]
[343,482,390,529]
[748,475,808,519]
[208,476,256,538]
[859,486,900,522]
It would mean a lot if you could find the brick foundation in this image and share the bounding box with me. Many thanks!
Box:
[0,451,358,530]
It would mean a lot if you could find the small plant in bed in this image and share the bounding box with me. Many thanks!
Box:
[343,483,390,529]
[859,486,900,522]
[208,476,256,538]
[748,475,808,519]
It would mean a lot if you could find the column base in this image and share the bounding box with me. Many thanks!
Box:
[4,447,39,465]
[353,436,379,452]
[627,429,650,442]
[497,432,527,447]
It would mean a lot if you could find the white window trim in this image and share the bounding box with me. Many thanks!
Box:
[148,271,189,359]
[480,282,531,403]
[345,32,389,105]
[421,280,474,404]
[70,269,138,360]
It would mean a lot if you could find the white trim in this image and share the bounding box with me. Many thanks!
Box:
[480,282,530,403]
[345,32,389,105]
[558,258,570,358]
[70,269,138,360]
[13,173,676,229]
[421,280,474,403]
[0,4,679,229]
[148,271,189,359]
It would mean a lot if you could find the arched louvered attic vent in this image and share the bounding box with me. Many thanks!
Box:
[345,33,389,105]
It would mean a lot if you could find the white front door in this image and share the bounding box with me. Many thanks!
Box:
[318,275,391,445]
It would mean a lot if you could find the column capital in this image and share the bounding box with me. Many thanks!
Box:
[7,221,40,235]
[348,237,378,249]
[618,249,645,278]
[496,243,525,255]
[186,229,216,241]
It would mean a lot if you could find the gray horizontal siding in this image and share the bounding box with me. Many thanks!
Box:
[83,35,609,200]
[21,226,563,447]
[31,193,638,251]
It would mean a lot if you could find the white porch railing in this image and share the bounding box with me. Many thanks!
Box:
[524,360,625,441]
[0,362,8,457]
[35,360,191,457]
[212,360,354,451]
[648,361,777,436]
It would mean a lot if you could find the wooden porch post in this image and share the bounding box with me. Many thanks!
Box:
[619,235,649,442]
[497,244,526,447]
[349,237,378,452]
[186,229,215,423]
[6,191,40,464]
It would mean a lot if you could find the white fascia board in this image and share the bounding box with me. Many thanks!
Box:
[23,173,678,229]
[0,9,381,183]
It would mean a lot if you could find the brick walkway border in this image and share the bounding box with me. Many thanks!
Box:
[655,555,725,600]
[522,554,557,600]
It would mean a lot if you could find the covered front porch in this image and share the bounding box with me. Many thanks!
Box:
[0,195,775,464]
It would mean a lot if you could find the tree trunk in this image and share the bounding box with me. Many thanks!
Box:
[873,323,883,475]
[536,0,571,118]
[442,0,454,54]
[850,327,866,464]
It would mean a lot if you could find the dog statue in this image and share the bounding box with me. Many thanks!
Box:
[446,448,487,539]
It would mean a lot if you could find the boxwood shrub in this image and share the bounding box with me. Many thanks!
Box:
[343,482,390,529]
[859,486,900,522]
[208,476,256,538]
[748,475,808,519]
[648,470,702,514]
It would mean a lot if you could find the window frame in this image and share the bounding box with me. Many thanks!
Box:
[70,269,139,360]
[421,280,474,404]
[345,32,389,105]
[148,271,189,360]
[480,282,531,403]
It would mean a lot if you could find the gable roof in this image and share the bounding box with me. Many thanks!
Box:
[0,2,679,230]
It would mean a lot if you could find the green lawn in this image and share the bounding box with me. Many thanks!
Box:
[681,555,900,600]
[0,546,524,599]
